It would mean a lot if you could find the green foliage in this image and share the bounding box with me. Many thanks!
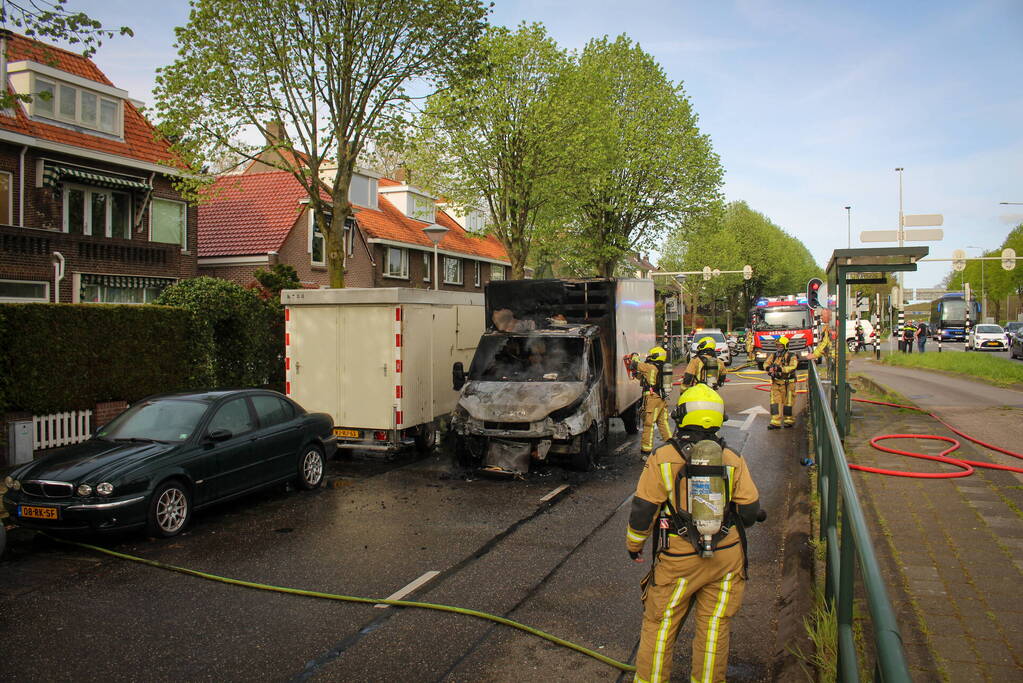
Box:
[0,0,133,109]
[406,23,574,279]
[153,0,489,287]
[558,35,723,277]
[0,303,199,415]
[944,223,1023,321]
[253,264,301,300]
[155,277,282,390]
[660,201,823,328]
[881,350,1023,388]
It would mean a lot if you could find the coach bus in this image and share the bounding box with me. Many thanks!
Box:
[928,293,980,342]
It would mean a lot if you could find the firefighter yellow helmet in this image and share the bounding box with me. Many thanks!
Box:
[697,336,716,352]
[646,346,667,362]
[777,335,790,348]
[674,384,726,430]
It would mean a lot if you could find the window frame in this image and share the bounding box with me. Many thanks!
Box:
[62,183,132,239]
[0,170,12,225]
[384,246,410,280]
[150,197,188,250]
[30,74,123,136]
[474,260,481,288]
[490,264,506,281]
[0,278,49,303]
[308,209,327,266]
[443,256,462,285]
[423,252,431,282]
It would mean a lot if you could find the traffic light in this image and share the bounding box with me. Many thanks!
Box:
[806,277,823,308]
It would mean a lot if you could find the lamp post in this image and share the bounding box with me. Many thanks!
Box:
[966,245,987,320]
[423,224,449,291]
[844,205,851,248]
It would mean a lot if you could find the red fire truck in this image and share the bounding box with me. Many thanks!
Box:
[748,295,816,369]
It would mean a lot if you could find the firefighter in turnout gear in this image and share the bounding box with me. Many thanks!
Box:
[745,329,755,357]
[629,346,672,456]
[626,385,763,683]
[682,336,723,389]
[765,335,799,429]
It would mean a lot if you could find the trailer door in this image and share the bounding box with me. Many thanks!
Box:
[338,305,395,430]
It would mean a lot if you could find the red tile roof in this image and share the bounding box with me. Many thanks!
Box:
[199,171,510,263]
[0,32,177,167]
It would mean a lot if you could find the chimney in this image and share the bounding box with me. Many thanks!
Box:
[265,120,287,146]
[393,165,410,184]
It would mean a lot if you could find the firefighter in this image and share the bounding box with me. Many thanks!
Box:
[765,335,799,429]
[629,346,672,456]
[745,328,755,358]
[626,384,764,683]
[682,336,723,389]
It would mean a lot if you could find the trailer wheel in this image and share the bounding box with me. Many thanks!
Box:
[621,401,640,435]
[455,435,481,468]
[414,422,437,454]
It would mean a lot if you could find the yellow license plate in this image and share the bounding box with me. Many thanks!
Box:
[19,505,58,520]
[334,428,360,439]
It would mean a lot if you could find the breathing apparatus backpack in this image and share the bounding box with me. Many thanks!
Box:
[700,353,721,388]
[658,436,747,567]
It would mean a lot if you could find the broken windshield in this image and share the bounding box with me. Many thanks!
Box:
[469,336,585,382]
[756,308,809,330]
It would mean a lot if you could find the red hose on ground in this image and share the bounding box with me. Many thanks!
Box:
[850,397,1023,478]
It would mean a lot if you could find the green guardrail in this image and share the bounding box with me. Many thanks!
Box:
[808,362,911,682]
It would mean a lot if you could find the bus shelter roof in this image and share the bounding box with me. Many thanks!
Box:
[826,247,929,276]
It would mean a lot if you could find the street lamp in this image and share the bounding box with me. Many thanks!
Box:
[844,206,851,248]
[966,245,986,320]
[423,224,449,291]
[1000,202,1023,205]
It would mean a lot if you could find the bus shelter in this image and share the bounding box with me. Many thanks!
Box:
[825,247,928,436]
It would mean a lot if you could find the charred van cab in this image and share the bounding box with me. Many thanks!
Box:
[451,278,654,475]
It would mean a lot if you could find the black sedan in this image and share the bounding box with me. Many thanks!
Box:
[2,390,335,538]
[1010,330,1023,360]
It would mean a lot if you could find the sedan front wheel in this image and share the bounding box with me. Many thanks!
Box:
[147,480,191,538]
[298,445,325,490]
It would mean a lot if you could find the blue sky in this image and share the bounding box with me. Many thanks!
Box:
[66,0,1023,289]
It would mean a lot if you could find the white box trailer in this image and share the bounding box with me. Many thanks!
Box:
[281,288,485,453]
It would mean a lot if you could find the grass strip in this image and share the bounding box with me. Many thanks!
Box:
[880,351,1023,388]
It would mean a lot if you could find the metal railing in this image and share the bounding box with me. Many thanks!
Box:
[807,362,911,682]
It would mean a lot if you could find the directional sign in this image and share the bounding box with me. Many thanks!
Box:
[1003,248,1017,271]
[703,266,712,281]
[743,264,753,280]
[952,248,966,272]
[861,229,944,242]
[902,214,943,227]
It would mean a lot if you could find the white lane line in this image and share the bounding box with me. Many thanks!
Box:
[540,484,570,503]
[374,570,441,608]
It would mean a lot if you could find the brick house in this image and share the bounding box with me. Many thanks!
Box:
[0,31,195,305]
[197,164,510,292]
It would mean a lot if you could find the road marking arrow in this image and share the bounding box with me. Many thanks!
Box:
[738,405,770,431]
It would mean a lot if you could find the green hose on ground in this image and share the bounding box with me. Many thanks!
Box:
[49,535,636,673]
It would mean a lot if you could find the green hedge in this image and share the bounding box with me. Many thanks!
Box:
[0,303,202,414]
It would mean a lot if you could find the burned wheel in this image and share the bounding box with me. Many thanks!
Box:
[455,435,483,468]
[621,401,640,435]
[414,422,437,454]
[570,425,600,472]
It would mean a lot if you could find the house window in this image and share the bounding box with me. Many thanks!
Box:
[410,194,435,223]
[443,256,462,285]
[79,275,172,304]
[385,247,409,279]
[151,198,187,249]
[63,184,132,238]
[423,252,431,282]
[0,279,49,302]
[491,264,506,281]
[0,171,11,224]
[309,210,326,266]
[31,75,122,136]
[474,261,481,287]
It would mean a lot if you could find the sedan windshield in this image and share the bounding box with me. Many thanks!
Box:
[975,325,1003,334]
[469,336,585,381]
[97,399,209,443]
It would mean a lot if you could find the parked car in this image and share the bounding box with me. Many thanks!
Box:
[1004,321,1023,346]
[689,328,732,366]
[842,319,875,352]
[1008,330,1023,360]
[2,390,335,538]
[966,324,1006,351]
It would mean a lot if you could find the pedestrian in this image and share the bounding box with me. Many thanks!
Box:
[626,384,764,683]
[902,322,916,354]
[854,321,865,353]
[682,336,724,389]
[765,336,799,429]
[628,346,672,457]
[916,322,928,353]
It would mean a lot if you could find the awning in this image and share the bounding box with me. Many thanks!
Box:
[42,164,152,192]
[81,274,175,289]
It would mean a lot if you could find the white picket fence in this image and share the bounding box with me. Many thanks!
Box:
[33,410,93,450]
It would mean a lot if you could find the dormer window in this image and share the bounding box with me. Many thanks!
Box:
[7,61,126,137]
[379,184,437,223]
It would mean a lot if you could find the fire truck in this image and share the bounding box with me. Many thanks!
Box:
[747,295,816,369]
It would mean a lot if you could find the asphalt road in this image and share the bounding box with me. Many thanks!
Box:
[0,359,810,682]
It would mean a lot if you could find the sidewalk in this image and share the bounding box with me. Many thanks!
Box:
[846,361,1023,681]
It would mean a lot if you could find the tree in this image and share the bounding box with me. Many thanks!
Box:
[253,263,301,300]
[560,36,722,277]
[153,0,489,288]
[406,23,573,279]
[0,0,132,108]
